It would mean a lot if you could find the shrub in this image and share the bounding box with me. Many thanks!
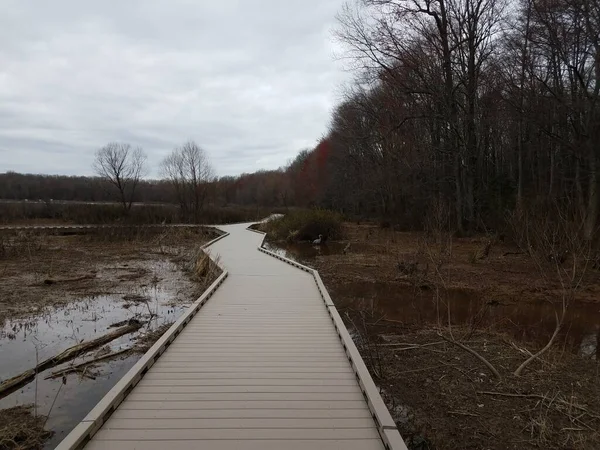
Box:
[261,209,344,241]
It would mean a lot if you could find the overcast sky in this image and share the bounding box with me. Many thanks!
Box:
[0,0,349,177]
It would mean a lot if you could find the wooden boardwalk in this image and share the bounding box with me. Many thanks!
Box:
[57,223,407,450]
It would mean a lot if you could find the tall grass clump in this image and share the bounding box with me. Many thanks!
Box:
[260,209,343,242]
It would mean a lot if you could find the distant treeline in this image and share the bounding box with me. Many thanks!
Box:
[0,200,287,225]
[0,170,293,207]
[0,172,173,204]
[0,169,292,224]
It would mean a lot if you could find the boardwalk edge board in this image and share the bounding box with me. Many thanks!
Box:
[56,223,408,450]
[251,226,408,450]
[55,231,230,450]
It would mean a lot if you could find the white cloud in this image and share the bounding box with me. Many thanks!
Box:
[0,0,349,177]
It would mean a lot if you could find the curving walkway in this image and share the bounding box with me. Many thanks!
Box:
[58,223,407,450]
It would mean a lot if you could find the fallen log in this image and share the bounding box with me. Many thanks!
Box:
[45,348,132,380]
[0,323,141,399]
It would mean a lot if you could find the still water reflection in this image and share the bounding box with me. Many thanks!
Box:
[264,241,600,359]
[0,259,192,448]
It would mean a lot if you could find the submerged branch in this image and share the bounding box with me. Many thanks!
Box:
[0,323,142,399]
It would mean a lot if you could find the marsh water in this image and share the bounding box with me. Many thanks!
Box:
[0,259,194,448]
[264,241,600,359]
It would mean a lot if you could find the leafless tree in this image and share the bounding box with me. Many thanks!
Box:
[335,0,506,231]
[161,141,214,221]
[93,143,147,212]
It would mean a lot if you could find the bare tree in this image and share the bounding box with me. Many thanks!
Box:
[93,143,147,212]
[161,141,214,221]
[335,0,506,232]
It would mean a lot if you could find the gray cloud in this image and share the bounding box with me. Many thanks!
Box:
[0,0,348,177]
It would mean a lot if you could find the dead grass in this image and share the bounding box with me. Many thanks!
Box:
[0,227,220,324]
[356,322,600,450]
[0,225,223,447]
[193,251,212,279]
[257,209,343,242]
[0,406,52,450]
[0,202,288,226]
[134,322,174,353]
[293,222,600,449]
[191,251,221,290]
[333,222,600,304]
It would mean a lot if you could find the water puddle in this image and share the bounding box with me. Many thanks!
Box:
[267,241,600,359]
[262,241,348,259]
[0,259,195,448]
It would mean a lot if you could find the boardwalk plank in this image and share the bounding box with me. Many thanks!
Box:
[102,418,375,429]
[125,392,365,402]
[110,409,374,419]
[86,439,385,450]
[57,223,407,450]
[93,428,381,440]
[117,400,370,410]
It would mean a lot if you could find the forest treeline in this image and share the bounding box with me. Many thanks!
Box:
[321,0,599,238]
[2,0,599,237]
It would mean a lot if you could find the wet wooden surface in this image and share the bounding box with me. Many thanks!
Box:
[73,223,400,449]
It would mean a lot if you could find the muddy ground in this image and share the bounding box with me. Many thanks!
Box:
[0,227,219,323]
[266,222,600,450]
[0,226,220,449]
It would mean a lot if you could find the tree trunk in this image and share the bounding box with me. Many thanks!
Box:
[576,158,585,215]
[548,147,554,197]
[120,193,128,212]
[438,0,461,232]
[465,159,475,228]
[584,147,598,240]
[516,0,532,212]
[455,155,463,232]
[116,178,128,213]
[465,24,478,229]
[517,132,523,210]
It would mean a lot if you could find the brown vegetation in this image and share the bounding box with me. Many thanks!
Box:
[316,223,600,307]
[375,327,600,450]
[287,222,600,449]
[0,227,219,324]
[134,322,174,353]
[0,406,52,450]
[0,226,222,449]
[0,201,288,226]
[257,209,344,242]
